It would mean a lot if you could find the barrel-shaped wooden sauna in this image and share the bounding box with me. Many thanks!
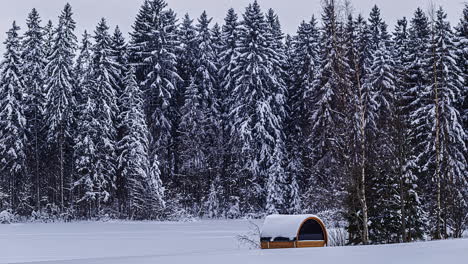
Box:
[260,215,328,249]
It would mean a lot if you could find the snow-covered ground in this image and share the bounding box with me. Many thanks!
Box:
[1,220,467,264]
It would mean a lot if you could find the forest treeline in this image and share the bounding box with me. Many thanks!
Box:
[0,0,466,244]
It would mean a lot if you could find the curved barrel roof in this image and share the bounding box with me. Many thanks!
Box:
[260,214,324,241]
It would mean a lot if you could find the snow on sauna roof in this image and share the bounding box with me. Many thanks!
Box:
[261,214,322,240]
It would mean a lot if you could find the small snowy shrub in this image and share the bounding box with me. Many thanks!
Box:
[328,227,348,247]
[237,220,261,249]
[30,210,52,223]
[226,196,241,219]
[0,209,15,224]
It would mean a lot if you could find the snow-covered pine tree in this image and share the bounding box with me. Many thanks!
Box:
[218,8,239,204]
[171,14,198,191]
[43,20,54,61]
[204,176,221,218]
[118,67,165,219]
[455,5,468,138]
[73,74,100,218]
[264,11,289,215]
[110,26,128,97]
[44,3,77,212]
[90,18,120,208]
[454,8,468,235]
[266,141,287,215]
[230,1,287,214]
[265,8,287,123]
[0,22,28,213]
[74,31,93,107]
[110,26,129,214]
[211,23,222,64]
[219,8,239,101]
[21,9,47,212]
[129,0,180,184]
[147,152,165,218]
[177,14,197,89]
[368,5,384,51]
[211,22,228,213]
[286,17,321,214]
[365,23,402,244]
[266,9,285,68]
[178,11,220,216]
[404,7,432,237]
[418,7,467,239]
[392,17,425,242]
[342,13,370,245]
[178,78,206,210]
[308,0,351,218]
[283,34,297,214]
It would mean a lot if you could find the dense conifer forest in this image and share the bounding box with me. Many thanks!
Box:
[0,0,466,244]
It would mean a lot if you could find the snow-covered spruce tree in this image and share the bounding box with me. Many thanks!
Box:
[285,17,321,214]
[178,78,206,210]
[178,12,220,217]
[204,177,221,219]
[43,20,54,61]
[211,23,223,64]
[118,67,165,220]
[266,142,287,215]
[454,8,468,235]
[455,5,468,138]
[417,7,467,239]
[21,9,47,212]
[219,8,239,100]
[265,9,285,69]
[196,12,222,217]
[368,5,384,51]
[110,26,128,98]
[211,23,228,216]
[73,74,100,218]
[129,0,180,184]
[342,13,372,245]
[0,22,28,214]
[218,8,240,205]
[392,17,426,242]
[177,14,197,89]
[230,1,287,214]
[365,24,402,244]
[89,18,120,210]
[110,26,129,215]
[44,3,77,212]
[308,0,351,219]
[403,7,432,237]
[171,14,197,194]
[74,31,93,107]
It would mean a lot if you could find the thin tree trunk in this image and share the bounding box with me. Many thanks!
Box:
[35,113,40,212]
[432,22,442,240]
[60,128,64,213]
[359,124,369,245]
[351,43,370,245]
[397,96,407,242]
[399,159,407,242]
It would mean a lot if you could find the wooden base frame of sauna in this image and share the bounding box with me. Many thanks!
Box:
[261,240,326,249]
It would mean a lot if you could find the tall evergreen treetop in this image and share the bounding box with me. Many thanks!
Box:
[130,0,180,181]
[45,3,77,143]
[21,8,47,211]
[0,22,27,210]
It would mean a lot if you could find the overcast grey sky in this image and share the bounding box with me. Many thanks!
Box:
[0,0,465,54]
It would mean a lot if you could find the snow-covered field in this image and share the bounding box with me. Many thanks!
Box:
[1,220,467,264]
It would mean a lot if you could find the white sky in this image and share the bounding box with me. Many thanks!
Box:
[0,0,465,54]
